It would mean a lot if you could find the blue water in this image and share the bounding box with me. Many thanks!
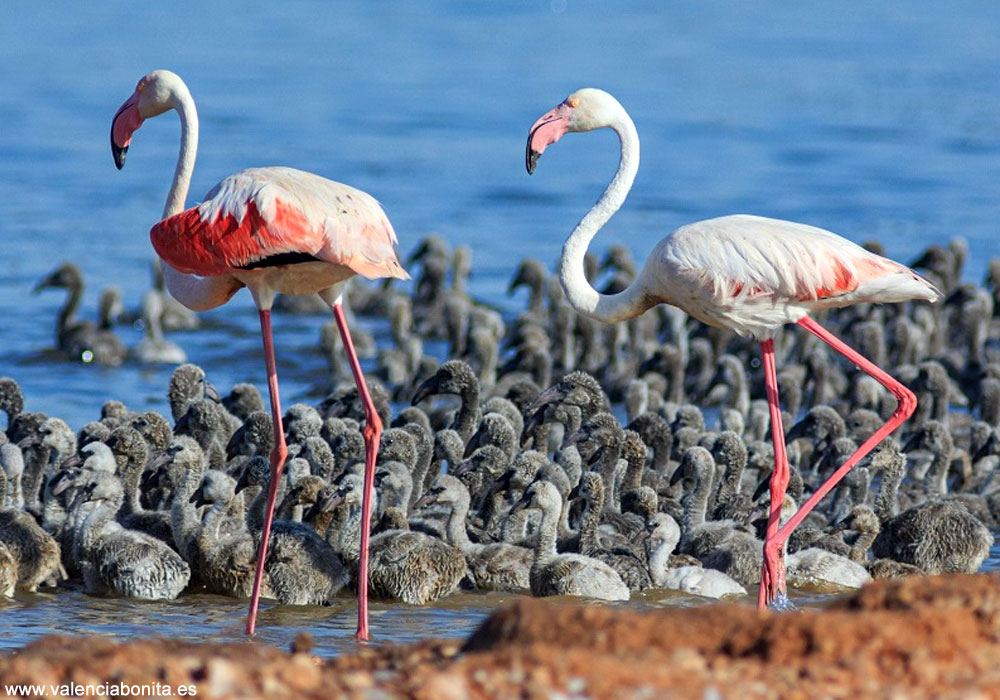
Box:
[0,1,998,428]
[0,1,998,651]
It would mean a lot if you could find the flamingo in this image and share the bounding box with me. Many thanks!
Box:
[110,69,409,639]
[525,88,940,608]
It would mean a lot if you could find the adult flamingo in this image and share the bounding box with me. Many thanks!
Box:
[111,70,408,638]
[525,88,940,608]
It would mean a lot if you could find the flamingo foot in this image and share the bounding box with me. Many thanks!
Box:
[757,559,771,609]
[759,541,786,609]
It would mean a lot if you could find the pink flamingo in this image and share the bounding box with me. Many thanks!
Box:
[526,88,940,608]
[111,70,408,638]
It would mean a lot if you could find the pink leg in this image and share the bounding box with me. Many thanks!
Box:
[332,302,382,642]
[760,315,917,606]
[245,309,289,635]
[758,338,789,609]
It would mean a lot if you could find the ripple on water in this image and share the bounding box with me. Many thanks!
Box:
[0,583,866,655]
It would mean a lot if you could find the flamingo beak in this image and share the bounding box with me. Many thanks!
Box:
[752,471,772,502]
[320,491,345,512]
[111,91,143,170]
[509,491,531,514]
[190,484,209,507]
[234,468,252,494]
[413,491,436,510]
[669,465,687,487]
[507,269,525,296]
[411,374,440,406]
[49,470,78,497]
[526,383,565,414]
[226,425,247,460]
[203,381,222,403]
[451,458,476,477]
[16,433,41,449]
[60,453,84,469]
[526,101,574,174]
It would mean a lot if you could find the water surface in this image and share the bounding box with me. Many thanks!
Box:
[0,1,998,653]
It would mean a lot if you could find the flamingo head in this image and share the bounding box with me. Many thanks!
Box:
[111,69,190,169]
[526,88,623,173]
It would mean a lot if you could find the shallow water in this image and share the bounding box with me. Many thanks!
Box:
[0,584,838,657]
[0,1,999,653]
[2,543,997,656]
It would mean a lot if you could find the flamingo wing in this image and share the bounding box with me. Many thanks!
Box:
[657,214,935,304]
[647,215,939,337]
[151,167,409,280]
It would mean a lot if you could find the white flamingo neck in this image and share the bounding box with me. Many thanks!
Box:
[560,107,652,324]
[163,89,198,220]
[154,83,243,312]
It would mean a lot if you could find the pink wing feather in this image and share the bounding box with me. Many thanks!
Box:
[649,215,939,337]
[658,215,933,304]
[151,167,409,281]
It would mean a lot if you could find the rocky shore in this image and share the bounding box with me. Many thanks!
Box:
[3,573,1000,699]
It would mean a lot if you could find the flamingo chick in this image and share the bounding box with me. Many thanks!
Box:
[526,88,940,608]
[111,69,409,638]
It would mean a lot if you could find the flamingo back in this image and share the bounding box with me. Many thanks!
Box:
[151,167,409,281]
[648,214,940,338]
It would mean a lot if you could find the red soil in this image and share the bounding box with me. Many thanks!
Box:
[3,573,1000,699]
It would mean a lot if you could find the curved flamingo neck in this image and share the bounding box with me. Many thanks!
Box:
[57,281,83,343]
[163,90,198,219]
[560,107,652,324]
[157,86,241,312]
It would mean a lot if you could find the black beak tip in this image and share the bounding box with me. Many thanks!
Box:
[411,378,437,406]
[526,149,540,175]
[112,144,128,170]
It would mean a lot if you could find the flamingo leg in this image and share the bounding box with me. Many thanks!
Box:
[331,300,381,642]
[245,308,289,635]
[758,338,789,609]
[759,315,917,606]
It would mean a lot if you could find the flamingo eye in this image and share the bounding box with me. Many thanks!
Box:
[567,96,580,108]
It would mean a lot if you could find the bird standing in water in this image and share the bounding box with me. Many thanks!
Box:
[525,87,939,608]
[111,69,408,638]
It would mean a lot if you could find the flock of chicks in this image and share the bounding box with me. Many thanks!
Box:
[2,234,998,610]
